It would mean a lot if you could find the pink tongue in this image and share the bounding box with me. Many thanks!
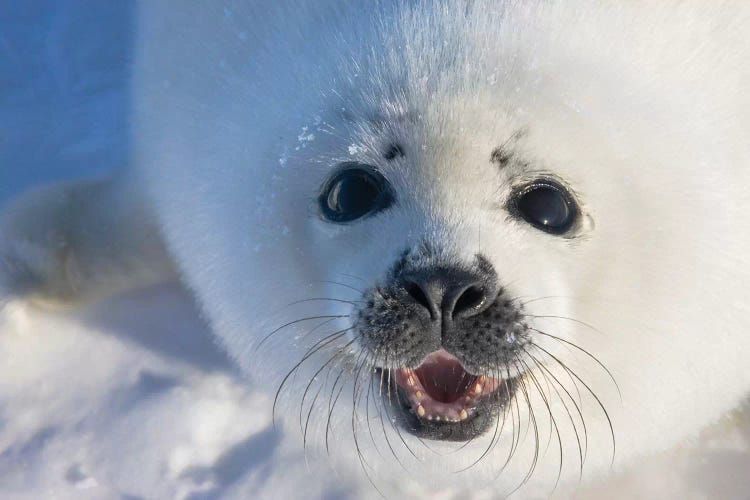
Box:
[414,350,476,404]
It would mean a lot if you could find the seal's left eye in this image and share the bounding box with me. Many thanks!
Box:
[511,180,578,235]
[320,165,393,223]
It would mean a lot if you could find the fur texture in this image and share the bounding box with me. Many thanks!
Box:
[2,0,749,496]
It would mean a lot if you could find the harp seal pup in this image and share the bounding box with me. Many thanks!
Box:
[1,0,749,496]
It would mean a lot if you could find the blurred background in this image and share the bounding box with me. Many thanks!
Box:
[0,1,130,205]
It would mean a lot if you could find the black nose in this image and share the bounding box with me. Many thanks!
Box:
[400,265,496,322]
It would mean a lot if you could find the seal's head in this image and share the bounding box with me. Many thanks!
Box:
[133,0,750,494]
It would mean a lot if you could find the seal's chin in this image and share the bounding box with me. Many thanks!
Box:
[381,349,518,441]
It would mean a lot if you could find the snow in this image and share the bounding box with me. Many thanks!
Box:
[1,2,749,498]
[0,288,353,499]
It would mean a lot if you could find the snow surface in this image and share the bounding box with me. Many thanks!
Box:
[1,2,750,498]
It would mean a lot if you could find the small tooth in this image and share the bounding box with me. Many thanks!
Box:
[460,409,468,420]
[417,405,425,417]
[479,375,486,383]
[474,384,483,395]
[415,390,423,399]
[408,376,415,387]
[435,416,441,421]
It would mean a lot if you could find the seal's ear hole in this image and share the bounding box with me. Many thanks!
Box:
[510,180,579,235]
[384,144,405,161]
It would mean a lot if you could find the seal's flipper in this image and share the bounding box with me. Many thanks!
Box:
[0,173,174,308]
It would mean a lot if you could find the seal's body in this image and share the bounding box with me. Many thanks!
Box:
[2,1,749,496]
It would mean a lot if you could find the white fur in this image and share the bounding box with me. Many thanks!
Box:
[2,0,749,496]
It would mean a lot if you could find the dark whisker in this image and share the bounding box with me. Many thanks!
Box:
[303,384,324,453]
[300,342,350,432]
[312,280,365,295]
[388,371,424,460]
[336,272,367,284]
[527,315,604,336]
[349,349,389,495]
[530,341,617,467]
[325,369,346,455]
[517,354,564,493]
[364,362,385,460]
[517,295,571,306]
[504,361,540,494]
[302,345,354,450]
[500,363,522,475]
[367,347,404,467]
[349,350,375,468]
[530,328,621,401]
[272,328,354,423]
[524,346,586,477]
[256,315,347,353]
[455,363,505,472]
[375,371,403,466]
[287,297,364,306]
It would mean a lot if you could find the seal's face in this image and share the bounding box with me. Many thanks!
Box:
[134,0,750,493]
[315,139,585,440]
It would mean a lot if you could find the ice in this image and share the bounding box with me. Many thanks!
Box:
[297,126,315,146]
[278,147,289,167]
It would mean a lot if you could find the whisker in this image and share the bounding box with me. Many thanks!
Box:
[517,354,564,493]
[500,363,522,475]
[374,375,403,467]
[255,314,347,353]
[369,347,404,466]
[517,295,571,306]
[531,341,617,467]
[304,351,346,453]
[455,363,505,472]
[341,356,388,500]
[388,374,425,460]
[531,328,621,401]
[527,315,604,336]
[349,350,375,469]
[364,362,385,460]
[312,280,365,295]
[524,346,586,476]
[336,272,367,284]
[287,297,364,306]
[272,328,354,423]
[303,384,324,454]
[504,362,540,494]
[325,369,346,455]
[300,342,350,432]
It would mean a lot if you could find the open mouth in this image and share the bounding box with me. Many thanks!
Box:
[384,349,516,440]
[394,349,502,422]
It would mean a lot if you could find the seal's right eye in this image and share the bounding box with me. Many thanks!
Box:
[320,164,394,223]
[510,180,578,235]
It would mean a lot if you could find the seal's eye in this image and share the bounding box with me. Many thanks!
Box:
[320,165,393,223]
[512,181,577,234]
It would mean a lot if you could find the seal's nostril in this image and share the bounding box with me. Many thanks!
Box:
[397,255,497,324]
[452,285,487,318]
[406,281,434,316]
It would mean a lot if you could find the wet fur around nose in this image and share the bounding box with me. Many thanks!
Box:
[355,246,531,373]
